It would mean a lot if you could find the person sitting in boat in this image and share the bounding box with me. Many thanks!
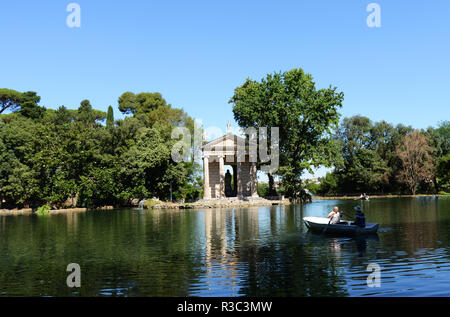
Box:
[359,193,368,200]
[326,206,341,224]
[352,206,366,227]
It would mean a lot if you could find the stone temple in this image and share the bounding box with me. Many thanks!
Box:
[201,123,258,200]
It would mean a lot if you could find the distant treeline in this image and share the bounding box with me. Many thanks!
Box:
[305,116,449,196]
[0,88,202,209]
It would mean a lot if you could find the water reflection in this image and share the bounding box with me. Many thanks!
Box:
[0,197,449,296]
[203,209,243,296]
[200,206,350,296]
[354,235,370,257]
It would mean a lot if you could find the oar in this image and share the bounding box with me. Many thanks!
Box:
[322,215,333,234]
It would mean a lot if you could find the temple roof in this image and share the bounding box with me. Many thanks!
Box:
[201,133,247,150]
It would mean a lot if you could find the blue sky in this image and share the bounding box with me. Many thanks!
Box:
[1,0,449,176]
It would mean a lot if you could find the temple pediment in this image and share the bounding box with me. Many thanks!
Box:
[202,133,246,150]
[202,133,257,158]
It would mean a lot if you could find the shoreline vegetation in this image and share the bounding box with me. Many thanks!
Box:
[1,194,448,216]
[0,197,289,215]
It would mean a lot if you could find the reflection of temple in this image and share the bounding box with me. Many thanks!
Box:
[233,207,260,242]
[202,123,258,199]
[204,208,260,257]
[204,210,230,260]
[203,208,260,294]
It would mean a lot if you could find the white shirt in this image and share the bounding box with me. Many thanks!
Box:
[330,212,341,224]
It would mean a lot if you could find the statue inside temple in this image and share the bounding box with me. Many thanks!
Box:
[225,169,233,197]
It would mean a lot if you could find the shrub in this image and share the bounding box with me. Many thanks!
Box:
[143,199,159,209]
[305,182,320,195]
[257,183,270,197]
[36,205,51,216]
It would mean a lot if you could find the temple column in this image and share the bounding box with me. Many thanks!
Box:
[236,162,242,198]
[251,162,258,197]
[203,156,211,199]
[232,165,237,197]
[219,155,225,198]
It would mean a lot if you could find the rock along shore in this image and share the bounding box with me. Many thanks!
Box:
[149,197,289,209]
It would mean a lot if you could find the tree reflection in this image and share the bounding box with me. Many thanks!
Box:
[0,210,206,296]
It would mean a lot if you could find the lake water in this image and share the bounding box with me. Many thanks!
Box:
[1,197,449,297]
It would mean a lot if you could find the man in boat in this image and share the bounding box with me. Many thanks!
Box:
[326,206,341,224]
[351,206,366,227]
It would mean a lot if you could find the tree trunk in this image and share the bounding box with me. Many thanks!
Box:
[433,176,439,194]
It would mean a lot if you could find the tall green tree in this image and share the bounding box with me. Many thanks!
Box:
[116,92,195,201]
[436,154,450,192]
[230,68,344,197]
[0,116,41,207]
[436,121,450,155]
[428,121,450,192]
[106,105,114,129]
[0,88,22,114]
[118,92,167,115]
[19,91,45,120]
[53,105,73,125]
[334,116,391,193]
[77,100,104,125]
